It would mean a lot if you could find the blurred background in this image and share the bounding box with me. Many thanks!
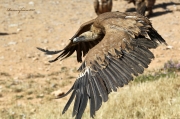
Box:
[0,0,180,118]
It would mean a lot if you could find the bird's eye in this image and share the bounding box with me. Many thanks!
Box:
[79,36,85,39]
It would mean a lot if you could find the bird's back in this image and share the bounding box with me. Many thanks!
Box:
[85,12,151,66]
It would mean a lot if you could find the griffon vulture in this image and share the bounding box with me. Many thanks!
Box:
[94,0,113,15]
[37,11,167,119]
[125,0,156,16]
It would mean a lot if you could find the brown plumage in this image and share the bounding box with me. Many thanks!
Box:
[126,0,156,16]
[37,11,167,119]
[94,0,113,15]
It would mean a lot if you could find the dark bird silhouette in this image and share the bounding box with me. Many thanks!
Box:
[125,0,156,16]
[94,0,113,15]
[37,11,167,119]
[0,32,17,35]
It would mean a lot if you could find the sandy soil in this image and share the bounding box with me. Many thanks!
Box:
[0,0,180,101]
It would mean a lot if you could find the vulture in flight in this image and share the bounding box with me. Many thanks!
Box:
[125,0,156,16]
[94,0,113,15]
[37,11,167,119]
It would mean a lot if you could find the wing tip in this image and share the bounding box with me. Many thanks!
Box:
[37,47,63,55]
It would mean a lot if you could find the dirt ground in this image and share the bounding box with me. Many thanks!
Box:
[0,0,180,106]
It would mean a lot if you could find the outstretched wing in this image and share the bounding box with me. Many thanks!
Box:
[37,19,104,63]
[59,12,167,119]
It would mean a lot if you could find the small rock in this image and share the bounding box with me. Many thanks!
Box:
[11,111,15,115]
[61,43,65,46]
[8,41,17,45]
[35,53,40,57]
[165,45,173,50]
[13,77,19,80]
[51,89,64,98]
[38,67,43,70]
[44,61,50,65]
[51,83,57,88]
[46,55,53,58]
[28,1,34,5]
[42,39,49,44]
[30,108,36,113]
[46,78,50,81]
[17,28,22,32]
[0,56,4,60]
[26,54,32,58]
[37,94,44,98]
[32,57,38,61]
[34,11,41,14]
[9,24,18,27]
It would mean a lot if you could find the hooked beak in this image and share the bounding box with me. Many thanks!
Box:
[72,36,85,43]
[72,31,101,43]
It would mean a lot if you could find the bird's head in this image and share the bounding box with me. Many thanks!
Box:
[72,31,101,43]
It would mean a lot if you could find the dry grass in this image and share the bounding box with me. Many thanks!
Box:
[98,77,180,119]
[0,70,180,119]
